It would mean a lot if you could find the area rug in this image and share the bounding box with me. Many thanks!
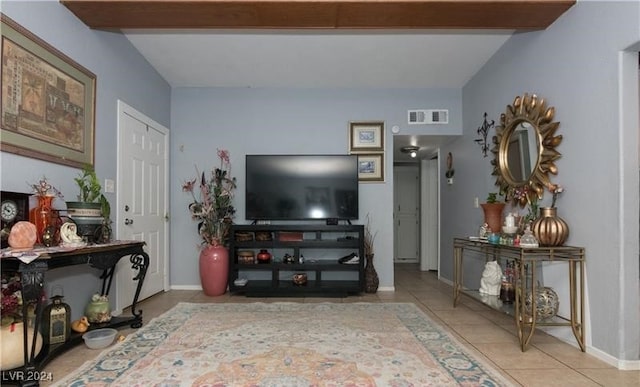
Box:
[54,302,513,386]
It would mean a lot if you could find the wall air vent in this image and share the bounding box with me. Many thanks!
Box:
[407,109,449,125]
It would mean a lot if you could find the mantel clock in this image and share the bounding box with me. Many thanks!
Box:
[1,191,31,248]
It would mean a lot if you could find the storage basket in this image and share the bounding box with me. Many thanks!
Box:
[255,231,273,241]
[237,250,255,264]
[234,231,254,242]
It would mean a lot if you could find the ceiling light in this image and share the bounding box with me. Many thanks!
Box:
[401,146,420,158]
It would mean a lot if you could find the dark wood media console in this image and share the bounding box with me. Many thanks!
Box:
[228,224,364,297]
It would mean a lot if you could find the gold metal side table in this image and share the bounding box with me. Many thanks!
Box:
[453,237,585,352]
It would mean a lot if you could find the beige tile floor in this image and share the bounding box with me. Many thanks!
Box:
[42,264,639,386]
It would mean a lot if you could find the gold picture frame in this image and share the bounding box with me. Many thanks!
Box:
[1,14,96,168]
[349,121,384,152]
[357,153,384,182]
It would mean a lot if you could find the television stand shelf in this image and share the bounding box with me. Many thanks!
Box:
[228,224,364,297]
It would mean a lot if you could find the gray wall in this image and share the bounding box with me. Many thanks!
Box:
[169,88,462,288]
[441,1,640,362]
[0,1,171,319]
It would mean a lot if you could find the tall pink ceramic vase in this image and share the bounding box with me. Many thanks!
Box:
[199,244,229,296]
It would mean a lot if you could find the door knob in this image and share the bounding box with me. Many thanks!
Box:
[125,218,133,225]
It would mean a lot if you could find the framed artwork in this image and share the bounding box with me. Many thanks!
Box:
[357,153,384,182]
[1,14,96,168]
[349,121,384,152]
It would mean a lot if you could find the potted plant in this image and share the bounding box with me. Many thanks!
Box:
[182,149,237,296]
[66,165,111,242]
[66,165,102,216]
[480,192,506,233]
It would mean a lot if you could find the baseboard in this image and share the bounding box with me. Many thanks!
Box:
[437,277,639,370]
[587,345,640,370]
[171,285,202,291]
[170,284,397,293]
[439,277,454,286]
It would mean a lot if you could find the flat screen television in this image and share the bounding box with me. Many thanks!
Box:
[245,154,359,221]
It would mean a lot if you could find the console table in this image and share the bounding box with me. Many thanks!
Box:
[0,241,149,386]
[453,237,585,352]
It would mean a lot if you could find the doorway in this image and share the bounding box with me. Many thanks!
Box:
[114,100,170,313]
[421,157,439,271]
[393,164,420,263]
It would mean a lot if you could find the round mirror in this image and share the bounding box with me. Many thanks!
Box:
[491,94,562,206]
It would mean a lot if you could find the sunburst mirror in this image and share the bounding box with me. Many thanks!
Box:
[490,93,562,206]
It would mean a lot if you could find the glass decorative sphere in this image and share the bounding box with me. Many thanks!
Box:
[525,286,559,320]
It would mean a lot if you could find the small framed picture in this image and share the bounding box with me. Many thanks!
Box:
[349,121,384,152]
[357,154,384,182]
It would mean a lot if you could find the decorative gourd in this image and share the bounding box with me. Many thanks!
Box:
[71,316,91,333]
[0,322,43,370]
[8,221,37,249]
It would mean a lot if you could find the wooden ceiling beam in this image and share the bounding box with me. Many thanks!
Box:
[60,0,575,30]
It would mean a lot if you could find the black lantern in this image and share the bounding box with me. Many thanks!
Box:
[41,288,71,345]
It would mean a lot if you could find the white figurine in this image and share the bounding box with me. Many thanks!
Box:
[60,222,86,247]
[479,261,502,296]
[479,223,490,238]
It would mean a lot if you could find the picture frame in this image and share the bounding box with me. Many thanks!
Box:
[1,14,96,168]
[349,121,384,152]
[357,153,384,182]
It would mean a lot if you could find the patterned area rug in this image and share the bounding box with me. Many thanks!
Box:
[54,302,513,386]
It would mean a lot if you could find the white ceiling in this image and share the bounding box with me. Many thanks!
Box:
[123,29,513,160]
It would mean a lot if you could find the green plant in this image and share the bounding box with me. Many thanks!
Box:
[71,165,112,239]
[92,195,113,243]
[99,194,111,219]
[486,193,499,203]
[74,164,103,203]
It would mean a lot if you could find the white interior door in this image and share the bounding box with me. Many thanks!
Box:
[115,101,169,312]
[421,158,439,271]
[393,164,420,263]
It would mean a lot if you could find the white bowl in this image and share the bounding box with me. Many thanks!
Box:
[82,328,117,349]
[502,225,518,234]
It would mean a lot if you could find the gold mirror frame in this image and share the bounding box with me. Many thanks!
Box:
[491,94,562,206]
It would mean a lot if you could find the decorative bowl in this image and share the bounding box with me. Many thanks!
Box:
[82,328,117,349]
[292,273,307,286]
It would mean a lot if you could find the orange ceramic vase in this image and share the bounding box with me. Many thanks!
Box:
[199,244,229,296]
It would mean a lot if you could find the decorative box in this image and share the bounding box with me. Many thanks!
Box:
[237,250,255,264]
[278,232,303,241]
